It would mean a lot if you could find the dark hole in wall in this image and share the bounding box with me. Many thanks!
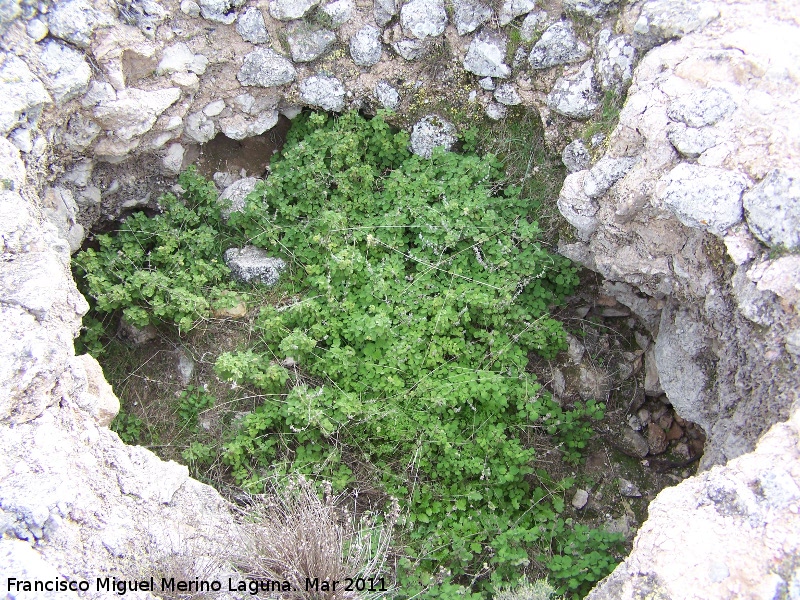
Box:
[188,114,293,179]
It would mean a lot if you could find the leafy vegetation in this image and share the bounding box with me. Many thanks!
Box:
[74,111,622,598]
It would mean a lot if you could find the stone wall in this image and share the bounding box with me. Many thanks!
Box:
[1,0,799,597]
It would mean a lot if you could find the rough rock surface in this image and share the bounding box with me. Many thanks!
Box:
[400,0,446,39]
[299,75,346,111]
[350,25,383,66]
[463,31,510,78]
[528,21,589,70]
[452,0,492,35]
[409,115,456,158]
[237,48,296,87]
[219,176,259,220]
[546,61,601,119]
[287,26,337,62]
[224,246,286,285]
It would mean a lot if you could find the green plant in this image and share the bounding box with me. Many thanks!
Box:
[207,111,617,594]
[539,398,606,465]
[545,525,623,598]
[73,167,243,334]
[111,410,144,444]
[177,385,216,428]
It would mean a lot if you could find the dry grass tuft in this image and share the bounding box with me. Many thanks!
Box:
[236,476,398,600]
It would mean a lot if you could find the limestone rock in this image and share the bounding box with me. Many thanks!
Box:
[400,0,447,39]
[410,115,456,159]
[41,187,84,254]
[478,77,494,91]
[0,0,20,35]
[350,25,383,66]
[374,0,398,27]
[184,110,216,143]
[572,489,589,509]
[618,478,641,497]
[463,31,510,79]
[300,75,346,111]
[657,163,750,236]
[519,11,548,42]
[236,7,269,43]
[238,49,297,87]
[224,246,286,285]
[578,363,612,400]
[287,27,337,63]
[93,87,182,142]
[633,0,720,49]
[47,0,109,48]
[558,171,599,240]
[528,21,589,70]
[220,110,279,140]
[269,0,320,20]
[392,38,430,60]
[546,61,601,119]
[74,354,119,427]
[158,42,209,75]
[497,0,535,26]
[583,156,637,198]
[38,41,91,104]
[162,143,185,174]
[322,0,353,26]
[620,427,650,458]
[667,88,736,128]
[564,0,618,18]
[493,84,521,106]
[198,0,246,24]
[219,177,259,220]
[562,139,590,173]
[644,346,663,397]
[0,55,51,136]
[485,102,507,121]
[26,18,49,42]
[375,81,400,109]
[594,30,636,94]
[451,0,492,36]
[666,123,717,158]
[743,170,800,249]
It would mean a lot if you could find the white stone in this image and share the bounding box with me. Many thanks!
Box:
[375,81,400,110]
[203,99,226,117]
[410,115,456,158]
[93,87,182,142]
[493,83,521,106]
[463,31,510,78]
[322,0,353,26]
[47,0,108,48]
[269,0,321,21]
[485,102,507,120]
[519,11,548,42]
[184,110,216,144]
[451,0,492,36]
[657,163,750,236]
[400,0,447,40]
[26,18,49,42]
[0,55,51,136]
[39,41,91,104]
[299,75,346,111]
[236,7,269,43]
[198,0,246,24]
[350,25,383,67]
[162,143,185,174]
[546,60,601,119]
[743,170,800,249]
[528,21,589,70]
[237,49,297,87]
[288,27,337,63]
[497,0,535,26]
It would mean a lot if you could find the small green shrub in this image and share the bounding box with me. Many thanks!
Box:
[73,168,242,333]
[177,385,216,428]
[111,410,144,445]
